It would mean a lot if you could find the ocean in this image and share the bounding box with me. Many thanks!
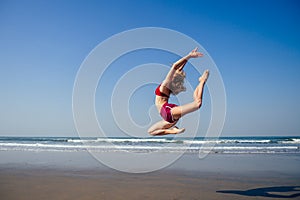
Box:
[0,136,299,154]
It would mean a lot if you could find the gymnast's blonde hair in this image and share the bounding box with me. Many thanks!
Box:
[169,70,186,95]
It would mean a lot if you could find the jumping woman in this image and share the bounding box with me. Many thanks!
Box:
[148,47,209,136]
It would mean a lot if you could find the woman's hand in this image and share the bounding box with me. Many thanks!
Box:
[188,47,203,58]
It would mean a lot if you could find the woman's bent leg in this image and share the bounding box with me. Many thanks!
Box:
[148,120,184,136]
[171,70,209,119]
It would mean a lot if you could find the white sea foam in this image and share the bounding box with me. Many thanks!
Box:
[1,137,299,154]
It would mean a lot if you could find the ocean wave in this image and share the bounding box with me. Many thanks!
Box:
[67,138,280,145]
[67,138,179,144]
[0,137,69,143]
[183,139,273,144]
[0,142,299,153]
[281,138,300,144]
[4,137,295,145]
[0,136,299,154]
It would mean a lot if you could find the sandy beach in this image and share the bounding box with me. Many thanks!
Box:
[1,151,299,200]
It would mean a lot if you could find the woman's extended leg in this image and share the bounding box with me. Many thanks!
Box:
[148,120,185,136]
[171,70,209,119]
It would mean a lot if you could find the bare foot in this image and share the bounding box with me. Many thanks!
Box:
[168,127,185,134]
[199,70,209,83]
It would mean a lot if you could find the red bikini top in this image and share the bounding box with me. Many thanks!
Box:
[155,84,169,98]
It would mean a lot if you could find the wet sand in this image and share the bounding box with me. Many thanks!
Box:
[0,151,300,200]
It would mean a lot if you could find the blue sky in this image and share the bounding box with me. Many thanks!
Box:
[0,0,299,137]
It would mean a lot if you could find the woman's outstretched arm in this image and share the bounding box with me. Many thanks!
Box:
[161,47,203,88]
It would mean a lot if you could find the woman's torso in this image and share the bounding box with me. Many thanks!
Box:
[155,85,170,111]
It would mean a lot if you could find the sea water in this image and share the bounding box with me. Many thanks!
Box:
[0,136,299,154]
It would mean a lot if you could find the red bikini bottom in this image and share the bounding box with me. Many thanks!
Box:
[160,102,178,123]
